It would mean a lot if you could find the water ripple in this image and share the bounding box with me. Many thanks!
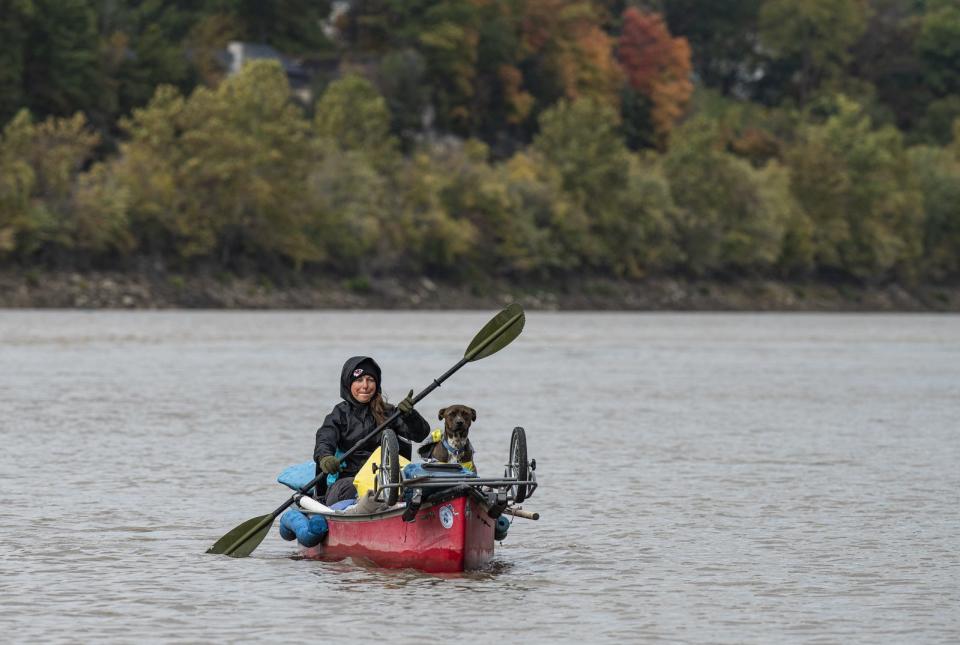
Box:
[1,311,959,643]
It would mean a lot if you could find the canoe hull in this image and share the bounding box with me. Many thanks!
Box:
[301,493,496,573]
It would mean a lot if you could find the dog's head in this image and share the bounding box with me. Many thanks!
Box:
[438,405,476,451]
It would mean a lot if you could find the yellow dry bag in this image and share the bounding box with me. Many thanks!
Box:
[353,447,411,498]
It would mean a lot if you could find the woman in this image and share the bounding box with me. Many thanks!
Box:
[314,356,430,505]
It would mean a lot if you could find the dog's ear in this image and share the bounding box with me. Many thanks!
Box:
[438,408,446,421]
[469,407,476,421]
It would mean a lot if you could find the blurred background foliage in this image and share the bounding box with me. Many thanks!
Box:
[0,0,958,284]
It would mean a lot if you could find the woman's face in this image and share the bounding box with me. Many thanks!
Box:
[350,374,377,403]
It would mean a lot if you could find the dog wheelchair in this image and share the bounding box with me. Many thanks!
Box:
[373,426,538,522]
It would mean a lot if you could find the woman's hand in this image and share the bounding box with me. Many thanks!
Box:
[319,455,341,474]
[398,389,415,415]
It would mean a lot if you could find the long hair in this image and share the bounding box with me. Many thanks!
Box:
[370,392,388,426]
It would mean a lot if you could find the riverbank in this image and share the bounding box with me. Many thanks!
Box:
[1,269,958,311]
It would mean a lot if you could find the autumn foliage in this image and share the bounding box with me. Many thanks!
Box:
[519,0,623,111]
[2,1,960,286]
[618,8,693,145]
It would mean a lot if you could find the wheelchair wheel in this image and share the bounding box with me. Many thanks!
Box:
[376,429,400,505]
[508,426,529,503]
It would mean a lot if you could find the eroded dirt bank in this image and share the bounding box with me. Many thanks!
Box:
[1,269,958,311]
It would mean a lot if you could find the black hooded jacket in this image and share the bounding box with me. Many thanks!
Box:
[313,356,430,478]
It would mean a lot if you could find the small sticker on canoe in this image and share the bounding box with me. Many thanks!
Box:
[439,504,455,529]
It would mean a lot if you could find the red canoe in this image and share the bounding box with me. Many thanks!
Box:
[301,488,496,573]
[291,427,538,573]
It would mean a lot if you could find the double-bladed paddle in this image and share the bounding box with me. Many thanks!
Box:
[207,303,525,557]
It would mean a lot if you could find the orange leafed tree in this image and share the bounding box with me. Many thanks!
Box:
[618,8,693,145]
[520,0,622,111]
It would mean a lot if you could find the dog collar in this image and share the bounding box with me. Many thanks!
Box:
[441,436,466,456]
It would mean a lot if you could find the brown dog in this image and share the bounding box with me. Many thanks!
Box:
[417,404,477,471]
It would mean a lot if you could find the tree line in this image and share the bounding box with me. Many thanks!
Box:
[1,0,959,283]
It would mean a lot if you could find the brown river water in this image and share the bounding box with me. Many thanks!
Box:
[1,311,958,643]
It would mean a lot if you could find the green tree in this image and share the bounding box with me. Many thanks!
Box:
[0,0,34,125]
[226,0,332,54]
[916,0,960,98]
[663,116,793,275]
[185,60,317,267]
[786,97,923,281]
[22,0,102,118]
[609,155,679,277]
[311,77,399,264]
[758,0,868,103]
[71,161,134,255]
[532,98,626,265]
[908,144,960,280]
[0,109,107,259]
[954,119,960,157]
[915,96,960,146]
[849,0,927,135]
[662,0,762,96]
[387,143,482,274]
[690,88,797,168]
[402,1,537,138]
[100,1,198,123]
[489,151,576,275]
[415,1,482,133]
[108,85,190,257]
[113,61,319,268]
[910,0,960,144]
[532,97,674,275]
[376,49,431,148]
[0,111,36,255]
[303,146,392,273]
[533,98,627,211]
[314,74,395,156]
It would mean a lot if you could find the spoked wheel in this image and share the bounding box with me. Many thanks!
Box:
[507,426,529,503]
[375,429,400,505]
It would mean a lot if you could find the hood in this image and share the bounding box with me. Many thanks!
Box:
[339,356,382,405]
